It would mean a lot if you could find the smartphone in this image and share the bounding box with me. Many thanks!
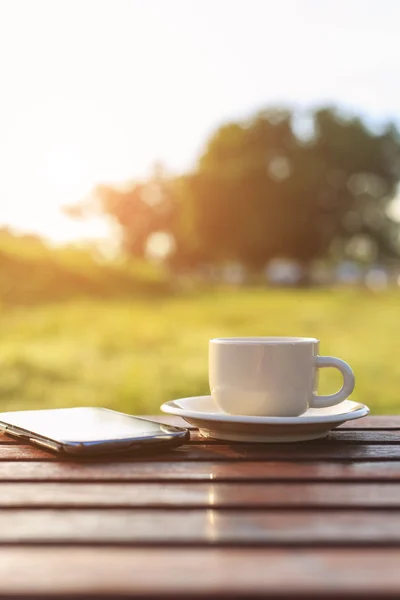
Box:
[0,407,190,456]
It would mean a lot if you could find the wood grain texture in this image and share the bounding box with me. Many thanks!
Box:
[0,416,397,598]
[2,442,400,461]
[0,509,400,545]
[0,482,399,508]
[2,429,400,452]
[0,548,399,597]
[338,416,400,429]
[1,460,400,481]
[0,432,19,444]
[0,423,398,464]
[328,430,400,442]
[191,430,400,443]
[168,442,400,461]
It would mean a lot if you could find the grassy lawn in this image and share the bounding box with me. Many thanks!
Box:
[0,287,399,415]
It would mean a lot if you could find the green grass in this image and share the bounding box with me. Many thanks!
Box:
[0,287,398,415]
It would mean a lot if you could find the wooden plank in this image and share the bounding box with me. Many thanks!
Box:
[1,482,400,508]
[191,430,400,443]
[0,432,19,444]
[3,429,400,451]
[0,548,397,598]
[339,415,400,429]
[0,429,397,455]
[1,509,400,545]
[168,443,400,461]
[1,460,400,481]
[0,418,394,453]
[0,548,399,598]
[0,416,395,448]
[0,446,53,460]
[329,430,400,443]
[1,460,400,482]
[4,442,400,461]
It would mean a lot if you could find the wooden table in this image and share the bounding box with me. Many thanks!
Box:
[0,415,399,598]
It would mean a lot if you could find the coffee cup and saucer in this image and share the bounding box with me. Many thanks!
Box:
[161,337,369,442]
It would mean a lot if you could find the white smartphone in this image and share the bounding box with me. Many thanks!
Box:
[0,407,190,456]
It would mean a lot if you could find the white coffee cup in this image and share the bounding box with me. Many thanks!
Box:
[209,337,355,417]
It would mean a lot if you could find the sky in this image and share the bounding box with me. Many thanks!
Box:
[1,0,400,242]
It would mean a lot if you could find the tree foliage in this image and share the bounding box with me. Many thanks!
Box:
[88,107,400,269]
[183,107,400,267]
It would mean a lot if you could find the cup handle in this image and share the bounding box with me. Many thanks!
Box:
[310,356,355,409]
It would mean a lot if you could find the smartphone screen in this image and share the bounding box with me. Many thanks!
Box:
[0,407,189,455]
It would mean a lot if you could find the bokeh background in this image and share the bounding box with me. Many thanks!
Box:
[1,0,400,414]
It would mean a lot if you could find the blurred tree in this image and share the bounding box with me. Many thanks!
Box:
[311,110,400,263]
[94,180,173,258]
[69,108,400,273]
[69,163,180,262]
[183,107,400,271]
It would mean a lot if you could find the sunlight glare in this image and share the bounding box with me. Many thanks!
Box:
[1,0,400,242]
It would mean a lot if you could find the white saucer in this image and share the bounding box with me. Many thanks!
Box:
[161,396,370,443]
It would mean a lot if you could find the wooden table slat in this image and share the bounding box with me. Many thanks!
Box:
[0,509,400,545]
[2,442,400,462]
[190,430,400,443]
[0,428,400,448]
[0,548,398,597]
[0,481,399,508]
[1,460,400,481]
[338,415,400,429]
[0,414,399,598]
